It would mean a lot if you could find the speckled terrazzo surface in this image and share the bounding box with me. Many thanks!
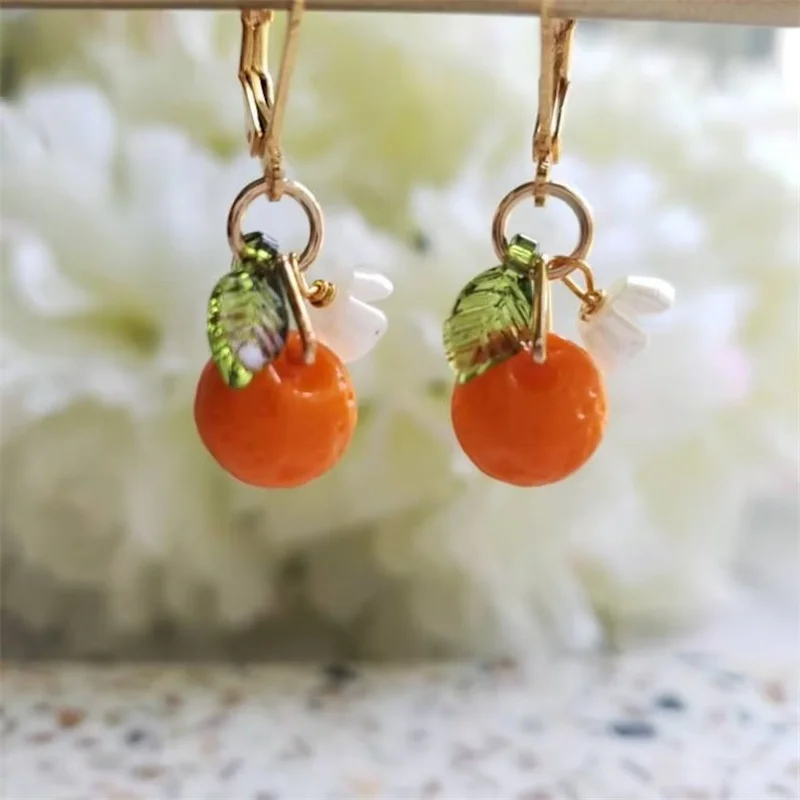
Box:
[2,652,798,800]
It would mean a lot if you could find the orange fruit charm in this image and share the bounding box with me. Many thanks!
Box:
[194,333,357,488]
[451,333,606,487]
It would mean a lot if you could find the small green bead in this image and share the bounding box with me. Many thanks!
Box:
[504,234,541,271]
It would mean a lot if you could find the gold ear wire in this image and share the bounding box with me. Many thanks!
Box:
[239,10,274,160]
[532,1,575,207]
[263,0,305,201]
[238,2,305,202]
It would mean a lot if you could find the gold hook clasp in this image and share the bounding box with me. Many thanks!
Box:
[239,9,274,160]
[239,2,305,202]
[532,8,575,207]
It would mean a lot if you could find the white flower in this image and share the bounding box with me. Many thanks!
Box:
[0,83,446,640]
[578,275,676,371]
[1,20,798,659]
[309,269,394,363]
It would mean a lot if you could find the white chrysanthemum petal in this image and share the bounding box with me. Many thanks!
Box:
[3,235,98,317]
[6,84,116,170]
[0,103,48,165]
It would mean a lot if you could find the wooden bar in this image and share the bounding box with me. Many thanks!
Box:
[0,0,797,27]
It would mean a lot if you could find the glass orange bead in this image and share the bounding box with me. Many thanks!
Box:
[194,332,357,488]
[451,333,606,487]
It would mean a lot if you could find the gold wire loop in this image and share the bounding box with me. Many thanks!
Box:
[533,2,575,206]
[550,255,606,315]
[305,279,337,307]
[491,180,594,271]
[227,176,324,271]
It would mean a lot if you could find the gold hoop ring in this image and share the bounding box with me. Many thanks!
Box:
[491,181,594,278]
[227,177,324,272]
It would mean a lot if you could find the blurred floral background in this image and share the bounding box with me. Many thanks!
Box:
[0,11,797,661]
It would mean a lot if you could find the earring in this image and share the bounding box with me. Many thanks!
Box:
[443,11,674,488]
[194,5,392,489]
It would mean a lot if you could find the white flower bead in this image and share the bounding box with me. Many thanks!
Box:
[309,270,394,363]
[578,276,676,371]
[349,272,394,303]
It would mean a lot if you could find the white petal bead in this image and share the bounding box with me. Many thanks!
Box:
[314,297,388,364]
[608,276,676,316]
[578,304,649,371]
[350,271,394,303]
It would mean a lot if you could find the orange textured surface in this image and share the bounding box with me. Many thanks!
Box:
[194,333,357,488]
[451,333,606,487]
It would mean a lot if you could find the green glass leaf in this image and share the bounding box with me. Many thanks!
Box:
[443,235,543,384]
[206,232,289,389]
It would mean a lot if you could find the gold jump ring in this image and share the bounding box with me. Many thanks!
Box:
[227,177,324,272]
[491,180,594,278]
